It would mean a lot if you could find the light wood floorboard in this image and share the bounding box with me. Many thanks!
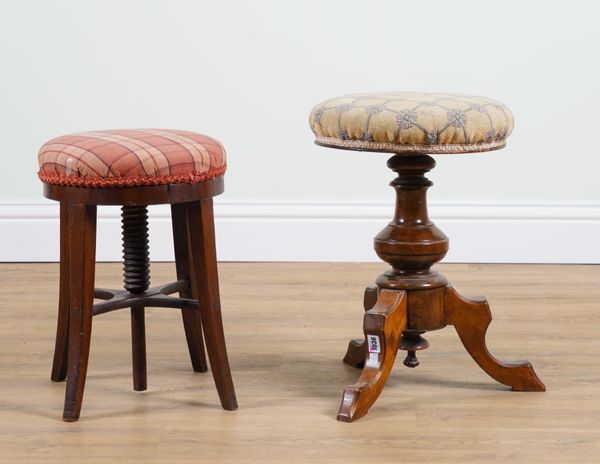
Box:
[0,263,599,463]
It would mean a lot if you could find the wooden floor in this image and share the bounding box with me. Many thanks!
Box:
[1,263,599,463]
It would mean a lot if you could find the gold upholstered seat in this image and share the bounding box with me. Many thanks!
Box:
[309,92,514,154]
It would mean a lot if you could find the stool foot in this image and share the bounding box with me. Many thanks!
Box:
[444,285,545,392]
[399,331,429,368]
[337,289,407,422]
[342,285,378,368]
[342,339,367,368]
[402,351,419,368]
[131,305,147,391]
[181,310,209,373]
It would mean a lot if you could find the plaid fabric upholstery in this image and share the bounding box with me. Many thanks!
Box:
[38,129,227,187]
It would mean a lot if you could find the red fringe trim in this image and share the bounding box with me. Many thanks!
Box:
[38,165,226,188]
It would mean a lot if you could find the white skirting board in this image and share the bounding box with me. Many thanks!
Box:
[1,200,599,263]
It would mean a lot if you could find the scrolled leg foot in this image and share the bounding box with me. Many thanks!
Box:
[342,285,378,368]
[444,285,545,392]
[342,339,367,368]
[337,289,407,422]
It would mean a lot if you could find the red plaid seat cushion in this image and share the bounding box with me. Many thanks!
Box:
[38,129,227,187]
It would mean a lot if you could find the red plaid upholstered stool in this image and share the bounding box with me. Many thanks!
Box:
[309,92,545,422]
[38,129,237,421]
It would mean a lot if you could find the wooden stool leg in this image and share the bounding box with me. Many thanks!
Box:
[51,202,70,382]
[186,199,237,410]
[342,285,378,368]
[131,305,147,391]
[338,289,407,422]
[171,204,208,373]
[63,204,97,422]
[445,286,545,391]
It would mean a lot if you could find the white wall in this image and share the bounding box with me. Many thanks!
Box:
[1,0,599,262]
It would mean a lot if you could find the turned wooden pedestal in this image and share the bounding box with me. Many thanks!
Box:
[45,178,237,421]
[338,155,545,422]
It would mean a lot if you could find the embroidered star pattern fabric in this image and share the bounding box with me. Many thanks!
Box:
[38,129,226,187]
[309,92,514,153]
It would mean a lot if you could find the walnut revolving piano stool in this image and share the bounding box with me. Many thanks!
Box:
[38,129,237,421]
[309,92,545,422]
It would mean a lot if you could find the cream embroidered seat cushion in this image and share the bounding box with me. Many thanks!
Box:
[309,92,514,154]
[38,129,226,187]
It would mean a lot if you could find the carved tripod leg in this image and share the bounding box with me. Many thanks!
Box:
[337,289,407,422]
[444,286,545,392]
[342,285,378,368]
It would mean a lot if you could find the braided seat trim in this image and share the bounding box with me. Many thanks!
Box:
[315,136,506,154]
[38,165,226,188]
